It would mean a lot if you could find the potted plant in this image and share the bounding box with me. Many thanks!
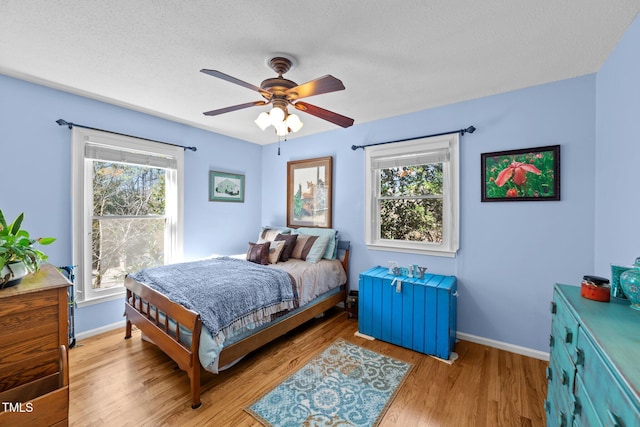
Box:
[0,209,56,289]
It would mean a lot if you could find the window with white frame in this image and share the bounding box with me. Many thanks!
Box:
[364,133,459,257]
[71,128,184,305]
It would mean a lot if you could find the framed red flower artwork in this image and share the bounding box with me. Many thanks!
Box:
[481,145,560,202]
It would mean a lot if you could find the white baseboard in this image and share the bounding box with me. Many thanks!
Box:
[457,332,549,361]
[75,320,126,341]
[73,321,549,362]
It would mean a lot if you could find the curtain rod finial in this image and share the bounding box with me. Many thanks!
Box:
[464,125,476,134]
[56,119,72,129]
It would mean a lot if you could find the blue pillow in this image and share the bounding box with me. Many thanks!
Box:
[294,228,338,260]
[304,235,331,263]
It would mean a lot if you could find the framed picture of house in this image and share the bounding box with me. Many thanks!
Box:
[287,156,333,228]
[209,170,245,202]
[481,145,560,202]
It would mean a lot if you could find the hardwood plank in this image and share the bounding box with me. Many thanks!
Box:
[68,309,547,426]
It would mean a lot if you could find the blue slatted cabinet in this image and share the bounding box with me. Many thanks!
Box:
[358,266,457,360]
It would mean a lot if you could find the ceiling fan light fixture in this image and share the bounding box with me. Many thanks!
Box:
[202,54,354,135]
[254,112,271,130]
[286,113,303,132]
[274,121,289,136]
[269,106,285,125]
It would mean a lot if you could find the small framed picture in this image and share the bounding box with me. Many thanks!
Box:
[481,145,560,202]
[209,170,245,202]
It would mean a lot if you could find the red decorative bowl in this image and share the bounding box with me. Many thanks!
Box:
[581,280,610,302]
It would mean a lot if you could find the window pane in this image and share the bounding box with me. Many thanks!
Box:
[91,161,167,289]
[380,198,443,243]
[91,218,165,289]
[379,165,443,197]
[93,161,166,216]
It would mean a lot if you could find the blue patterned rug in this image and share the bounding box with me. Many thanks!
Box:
[246,339,412,426]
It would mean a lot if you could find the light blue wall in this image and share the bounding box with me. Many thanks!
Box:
[0,75,263,333]
[3,12,638,351]
[261,75,596,352]
[595,13,640,274]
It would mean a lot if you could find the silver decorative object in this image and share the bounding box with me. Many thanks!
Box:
[388,261,398,275]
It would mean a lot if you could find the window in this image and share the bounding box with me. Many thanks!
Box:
[365,133,459,257]
[72,128,183,305]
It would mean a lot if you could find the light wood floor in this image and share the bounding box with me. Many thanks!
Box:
[68,308,548,426]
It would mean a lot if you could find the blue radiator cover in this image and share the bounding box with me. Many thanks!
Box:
[358,266,457,360]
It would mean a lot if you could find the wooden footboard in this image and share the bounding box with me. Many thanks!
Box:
[124,240,350,409]
[124,276,203,409]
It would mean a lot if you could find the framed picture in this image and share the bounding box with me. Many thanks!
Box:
[287,156,333,228]
[209,170,245,202]
[481,145,560,202]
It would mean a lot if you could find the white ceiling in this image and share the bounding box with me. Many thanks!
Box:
[2,1,639,145]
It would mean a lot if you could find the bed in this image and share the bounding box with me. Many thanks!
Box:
[123,227,350,409]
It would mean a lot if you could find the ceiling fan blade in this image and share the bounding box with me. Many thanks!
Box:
[293,101,354,128]
[200,69,271,98]
[203,100,267,116]
[286,75,345,100]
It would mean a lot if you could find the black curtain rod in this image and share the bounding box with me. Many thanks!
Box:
[56,119,197,152]
[351,125,476,151]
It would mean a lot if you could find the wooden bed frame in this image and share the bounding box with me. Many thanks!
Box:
[124,240,350,409]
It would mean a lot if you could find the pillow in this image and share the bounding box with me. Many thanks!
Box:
[304,235,331,263]
[294,227,338,260]
[290,234,318,260]
[275,233,298,262]
[267,240,286,264]
[246,242,270,265]
[258,226,292,242]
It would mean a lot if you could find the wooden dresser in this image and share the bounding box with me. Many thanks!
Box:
[0,264,71,426]
[546,284,640,426]
[358,266,457,360]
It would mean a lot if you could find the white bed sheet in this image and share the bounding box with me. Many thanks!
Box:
[267,258,347,306]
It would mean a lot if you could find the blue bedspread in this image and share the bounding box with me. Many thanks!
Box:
[128,257,297,345]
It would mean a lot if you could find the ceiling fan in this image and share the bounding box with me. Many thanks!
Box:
[201,55,354,134]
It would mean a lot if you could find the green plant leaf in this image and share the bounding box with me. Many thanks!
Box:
[9,213,24,235]
[37,237,56,245]
[0,210,55,273]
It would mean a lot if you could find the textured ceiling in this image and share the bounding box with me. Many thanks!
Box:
[1,1,639,145]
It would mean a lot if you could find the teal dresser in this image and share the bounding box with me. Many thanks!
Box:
[358,266,457,360]
[546,284,640,426]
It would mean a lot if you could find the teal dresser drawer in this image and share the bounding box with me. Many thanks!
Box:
[547,289,579,426]
[573,375,602,427]
[547,350,574,410]
[576,329,640,426]
[544,396,570,427]
[551,291,580,357]
[546,284,640,427]
[546,357,572,426]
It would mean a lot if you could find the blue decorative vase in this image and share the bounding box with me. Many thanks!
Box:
[619,257,640,311]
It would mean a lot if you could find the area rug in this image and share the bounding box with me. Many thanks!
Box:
[246,339,412,427]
